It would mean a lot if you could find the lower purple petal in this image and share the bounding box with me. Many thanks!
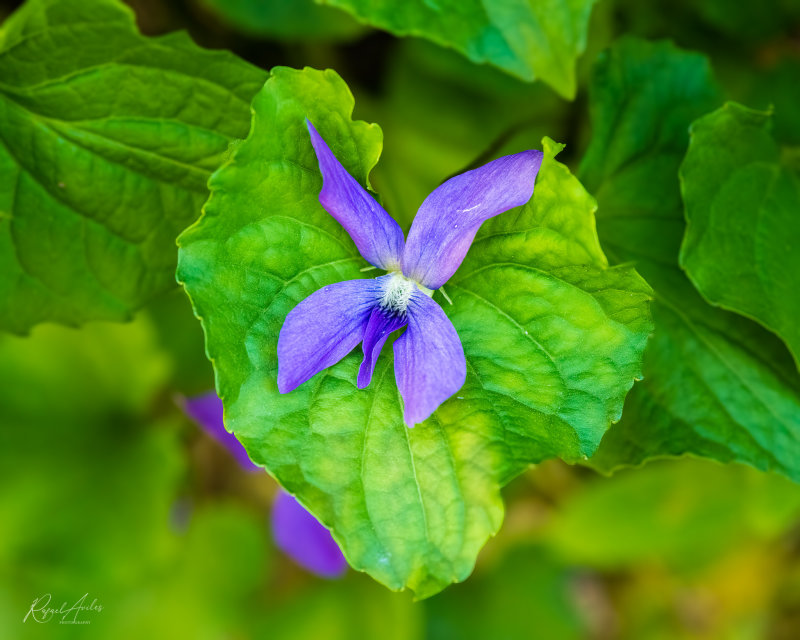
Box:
[394,290,466,427]
[183,391,259,472]
[357,307,408,388]
[278,279,379,393]
[271,491,348,579]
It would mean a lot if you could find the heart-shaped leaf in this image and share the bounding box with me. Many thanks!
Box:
[177,66,652,596]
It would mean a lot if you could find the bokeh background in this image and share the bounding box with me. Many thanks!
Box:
[1,0,800,637]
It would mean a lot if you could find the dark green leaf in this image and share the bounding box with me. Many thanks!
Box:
[579,38,800,481]
[680,102,800,368]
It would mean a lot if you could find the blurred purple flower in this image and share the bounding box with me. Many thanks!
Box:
[278,120,543,427]
[183,391,259,472]
[182,391,347,578]
[271,491,348,579]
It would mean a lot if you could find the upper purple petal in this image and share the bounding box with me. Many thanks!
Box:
[183,391,259,472]
[271,491,348,579]
[357,305,408,389]
[402,150,544,289]
[307,119,405,270]
[394,290,466,427]
[278,278,379,393]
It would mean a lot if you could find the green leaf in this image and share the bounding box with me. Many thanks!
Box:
[579,38,800,480]
[317,0,598,99]
[0,0,266,334]
[178,66,651,596]
[198,0,366,41]
[680,102,800,369]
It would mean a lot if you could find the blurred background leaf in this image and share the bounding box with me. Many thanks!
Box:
[195,0,365,42]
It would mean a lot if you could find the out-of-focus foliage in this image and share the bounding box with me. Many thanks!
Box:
[579,38,800,482]
[739,60,800,146]
[0,317,265,638]
[0,0,266,334]
[425,545,586,639]
[680,102,800,368]
[319,0,598,98]
[548,460,800,569]
[146,289,215,395]
[196,0,365,41]
[613,0,800,44]
[177,64,652,596]
[541,459,800,639]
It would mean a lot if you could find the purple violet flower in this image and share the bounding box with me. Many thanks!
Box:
[278,120,544,427]
[183,391,348,578]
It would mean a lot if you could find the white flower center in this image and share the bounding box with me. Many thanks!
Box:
[380,273,416,314]
[379,273,430,314]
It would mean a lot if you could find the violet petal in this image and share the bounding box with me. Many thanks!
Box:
[278,278,379,393]
[307,119,405,270]
[402,150,544,289]
[357,306,408,389]
[394,290,466,427]
[183,391,259,472]
[271,491,347,578]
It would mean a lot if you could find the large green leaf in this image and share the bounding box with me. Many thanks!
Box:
[177,66,651,596]
[317,0,598,99]
[680,103,800,369]
[579,38,800,480]
[0,0,266,334]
